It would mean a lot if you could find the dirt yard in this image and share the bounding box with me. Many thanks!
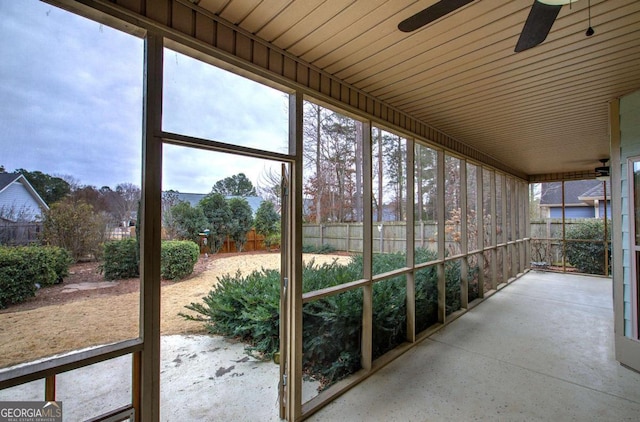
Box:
[0,252,351,369]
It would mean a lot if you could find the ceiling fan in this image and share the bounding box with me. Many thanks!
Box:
[595,159,610,180]
[397,0,585,53]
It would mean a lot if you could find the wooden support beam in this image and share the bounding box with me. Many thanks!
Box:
[437,150,446,322]
[406,138,416,342]
[45,375,55,402]
[460,160,468,309]
[286,91,304,421]
[140,31,163,422]
[361,120,373,371]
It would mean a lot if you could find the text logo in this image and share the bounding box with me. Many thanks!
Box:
[0,401,62,422]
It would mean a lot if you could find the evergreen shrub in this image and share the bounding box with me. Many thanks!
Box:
[302,244,337,254]
[183,268,282,357]
[0,246,72,308]
[161,240,199,281]
[102,239,199,281]
[182,248,477,389]
[102,238,139,280]
[565,219,611,275]
[42,246,73,283]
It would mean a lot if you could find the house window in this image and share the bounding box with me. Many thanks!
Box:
[631,160,640,337]
[633,161,640,246]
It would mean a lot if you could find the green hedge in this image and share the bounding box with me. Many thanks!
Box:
[0,246,72,308]
[102,239,199,281]
[184,268,282,357]
[565,219,611,275]
[43,246,73,283]
[101,238,139,280]
[302,244,337,254]
[161,240,199,281]
[182,248,477,390]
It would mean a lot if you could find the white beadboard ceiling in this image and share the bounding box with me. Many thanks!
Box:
[195,0,640,177]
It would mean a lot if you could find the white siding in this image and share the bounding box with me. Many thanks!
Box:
[0,181,43,221]
[620,89,640,337]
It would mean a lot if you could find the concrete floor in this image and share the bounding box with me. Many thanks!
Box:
[308,271,640,422]
[0,335,290,421]
[3,271,640,421]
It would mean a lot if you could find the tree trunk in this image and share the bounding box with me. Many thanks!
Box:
[355,122,363,222]
[397,136,403,220]
[417,148,423,222]
[315,106,322,224]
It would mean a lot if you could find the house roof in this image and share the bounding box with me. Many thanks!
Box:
[233,196,263,216]
[578,182,612,201]
[540,180,610,206]
[175,192,206,208]
[0,173,21,192]
[0,172,49,211]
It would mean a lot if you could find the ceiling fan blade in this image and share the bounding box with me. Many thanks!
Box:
[515,1,562,52]
[398,0,476,33]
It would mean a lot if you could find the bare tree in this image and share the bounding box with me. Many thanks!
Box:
[303,103,361,223]
[106,183,141,227]
[42,199,109,261]
[0,204,40,245]
[373,128,384,222]
[162,190,183,239]
[256,166,282,209]
[372,128,408,222]
[415,145,438,222]
[57,174,82,192]
[354,122,363,222]
[303,103,327,223]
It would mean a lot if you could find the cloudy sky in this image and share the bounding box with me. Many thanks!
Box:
[0,0,289,194]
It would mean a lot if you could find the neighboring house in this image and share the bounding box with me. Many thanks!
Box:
[0,173,49,245]
[173,192,206,208]
[233,196,264,217]
[0,173,49,221]
[539,180,611,219]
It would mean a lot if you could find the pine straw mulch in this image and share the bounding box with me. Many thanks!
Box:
[0,251,351,369]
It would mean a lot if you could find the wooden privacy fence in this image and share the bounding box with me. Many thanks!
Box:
[303,222,439,254]
[304,220,606,256]
[198,228,268,254]
[530,219,608,269]
[530,219,589,239]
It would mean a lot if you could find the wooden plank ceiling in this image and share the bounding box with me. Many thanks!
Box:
[194,0,640,178]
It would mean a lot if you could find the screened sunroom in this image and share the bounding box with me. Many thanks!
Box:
[1,1,639,421]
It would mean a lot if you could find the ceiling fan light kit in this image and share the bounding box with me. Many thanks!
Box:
[586,0,595,36]
[595,159,610,181]
[538,0,577,5]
